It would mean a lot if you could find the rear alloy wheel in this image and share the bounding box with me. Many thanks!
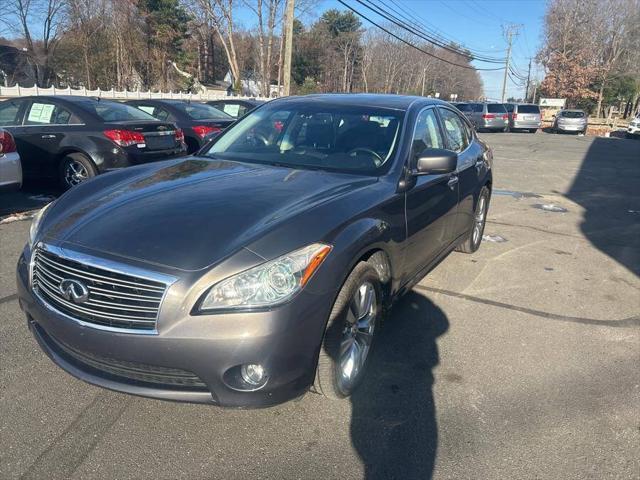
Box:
[456,186,490,254]
[315,262,381,399]
[60,153,97,189]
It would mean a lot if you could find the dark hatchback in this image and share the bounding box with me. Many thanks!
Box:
[18,94,493,407]
[125,99,235,154]
[0,96,186,188]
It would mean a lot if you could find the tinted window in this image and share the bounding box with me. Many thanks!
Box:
[135,104,172,121]
[411,108,444,158]
[561,111,585,118]
[472,103,483,113]
[504,104,515,112]
[456,104,471,112]
[24,102,73,125]
[439,108,470,152]
[487,104,507,113]
[0,100,23,126]
[171,102,232,120]
[79,100,156,121]
[517,105,540,114]
[207,104,403,174]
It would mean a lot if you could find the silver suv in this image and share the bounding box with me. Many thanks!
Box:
[553,110,588,134]
[458,103,508,132]
[504,103,541,133]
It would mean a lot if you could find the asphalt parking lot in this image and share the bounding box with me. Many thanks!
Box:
[1,131,639,480]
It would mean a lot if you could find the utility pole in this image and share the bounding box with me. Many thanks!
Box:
[282,0,295,96]
[500,24,519,103]
[421,67,426,96]
[531,81,538,104]
[525,58,532,102]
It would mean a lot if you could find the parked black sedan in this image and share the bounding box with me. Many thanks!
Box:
[18,94,492,407]
[0,96,186,188]
[207,98,265,119]
[125,99,235,154]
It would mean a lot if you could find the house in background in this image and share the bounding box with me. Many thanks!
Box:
[0,44,38,87]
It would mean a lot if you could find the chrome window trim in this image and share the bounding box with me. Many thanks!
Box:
[31,242,178,335]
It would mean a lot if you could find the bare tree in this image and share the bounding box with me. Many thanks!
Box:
[6,0,66,86]
[188,0,242,91]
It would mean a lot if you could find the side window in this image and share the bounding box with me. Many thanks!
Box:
[472,103,483,113]
[0,100,24,126]
[153,107,171,121]
[222,103,242,117]
[24,102,72,125]
[411,108,444,158]
[438,108,470,153]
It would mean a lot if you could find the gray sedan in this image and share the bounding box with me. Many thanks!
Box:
[17,94,493,407]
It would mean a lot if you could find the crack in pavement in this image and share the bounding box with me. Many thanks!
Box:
[415,285,640,328]
[0,293,18,305]
[20,391,131,480]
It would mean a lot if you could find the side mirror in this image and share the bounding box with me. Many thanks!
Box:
[415,148,458,175]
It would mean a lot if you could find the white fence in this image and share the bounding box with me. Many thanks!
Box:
[0,85,270,101]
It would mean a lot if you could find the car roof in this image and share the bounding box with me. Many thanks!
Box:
[562,109,585,112]
[272,93,446,111]
[15,95,118,104]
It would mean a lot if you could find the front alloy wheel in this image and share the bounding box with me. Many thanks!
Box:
[315,261,382,399]
[337,281,376,393]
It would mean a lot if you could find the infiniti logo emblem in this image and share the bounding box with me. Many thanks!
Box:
[59,279,89,304]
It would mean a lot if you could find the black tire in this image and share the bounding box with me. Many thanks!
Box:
[315,261,382,400]
[530,129,537,134]
[456,186,490,254]
[185,137,200,154]
[59,153,97,189]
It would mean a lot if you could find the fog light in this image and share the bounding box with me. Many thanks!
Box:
[240,364,265,386]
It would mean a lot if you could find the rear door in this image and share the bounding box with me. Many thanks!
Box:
[403,107,459,278]
[18,99,78,177]
[437,107,483,240]
[517,104,541,124]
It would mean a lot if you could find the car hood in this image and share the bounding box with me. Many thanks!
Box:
[42,158,376,271]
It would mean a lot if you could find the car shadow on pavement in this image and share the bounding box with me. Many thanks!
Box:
[565,137,640,277]
[349,291,449,480]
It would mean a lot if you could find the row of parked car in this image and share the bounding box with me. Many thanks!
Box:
[452,101,591,135]
[0,96,264,190]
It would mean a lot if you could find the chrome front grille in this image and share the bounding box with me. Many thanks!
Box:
[32,247,169,332]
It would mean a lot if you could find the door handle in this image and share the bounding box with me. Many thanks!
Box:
[41,134,57,139]
[447,175,459,190]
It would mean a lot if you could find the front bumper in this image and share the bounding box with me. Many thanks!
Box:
[17,252,331,407]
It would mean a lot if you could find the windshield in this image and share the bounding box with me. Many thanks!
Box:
[561,111,585,118]
[171,102,232,120]
[79,100,157,122]
[205,104,403,174]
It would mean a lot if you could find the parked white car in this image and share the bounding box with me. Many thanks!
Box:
[0,129,22,191]
[627,115,640,138]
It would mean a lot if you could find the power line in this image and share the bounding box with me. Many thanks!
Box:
[336,0,505,71]
[355,0,506,63]
[382,0,507,56]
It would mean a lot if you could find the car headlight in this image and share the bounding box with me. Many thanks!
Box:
[198,243,332,312]
[29,203,52,246]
